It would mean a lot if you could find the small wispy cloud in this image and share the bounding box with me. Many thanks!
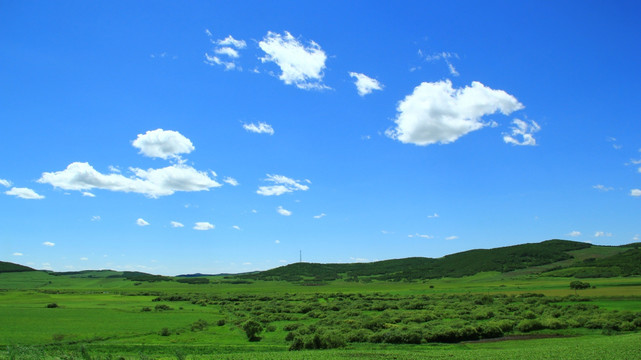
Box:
[82,192,95,197]
[43,241,55,247]
[349,72,383,96]
[170,221,184,228]
[223,177,239,186]
[427,213,439,219]
[243,122,274,135]
[630,189,641,197]
[408,233,433,239]
[136,218,150,227]
[5,187,45,200]
[445,236,458,241]
[0,179,12,187]
[277,206,292,216]
[503,119,541,146]
[593,184,613,192]
[313,213,326,219]
[232,225,241,231]
[594,231,612,237]
[194,222,215,231]
[205,33,247,71]
[91,216,101,222]
[257,174,309,196]
[567,230,581,237]
[13,252,23,256]
[424,51,460,76]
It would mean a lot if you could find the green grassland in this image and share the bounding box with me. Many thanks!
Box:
[1,240,640,359]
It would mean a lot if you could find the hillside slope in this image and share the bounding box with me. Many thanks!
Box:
[0,261,35,273]
[243,239,592,281]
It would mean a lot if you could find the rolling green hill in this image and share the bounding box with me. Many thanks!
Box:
[3,240,638,282]
[0,261,35,273]
[242,240,638,282]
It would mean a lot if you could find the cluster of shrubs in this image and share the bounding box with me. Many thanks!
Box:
[142,291,641,349]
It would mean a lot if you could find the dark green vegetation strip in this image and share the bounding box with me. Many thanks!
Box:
[0,261,34,273]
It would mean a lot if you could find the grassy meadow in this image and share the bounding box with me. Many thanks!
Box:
[1,267,640,359]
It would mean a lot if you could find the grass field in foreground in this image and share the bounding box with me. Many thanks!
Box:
[1,271,640,359]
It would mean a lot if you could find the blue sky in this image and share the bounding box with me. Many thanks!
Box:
[2,1,640,275]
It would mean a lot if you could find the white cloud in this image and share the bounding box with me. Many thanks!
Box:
[275,239,280,244]
[5,187,45,199]
[204,54,236,70]
[427,213,439,218]
[313,213,326,219]
[13,252,23,256]
[408,233,432,239]
[633,234,640,241]
[43,241,55,247]
[223,177,239,186]
[91,216,101,222]
[215,46,239,58]
[232,225,241,231]
[136,218,150,226]
[0,179,11,187]
[424,52,460,76]
[349,72,383,96]
[170,221,184,228]
[194,222,215,231]
[205,35,246,71]
[425,52,457,61]
[630,189,641,197]
[108,166,121,173]
[216,35,247,49]
[567,231,582,237]
[259,31,328,90]
[132,129,194,160]
[82,192,95,197]
[257,174,309,196]
[80,257,88,261]
[593,185,613,192]
[243,122,274,135]
[39,162,221,198]
[447,62,459,77]
[594,231,612,237]
[445,236,458,240]
[503,119,541,146]
[387,80,523,146]
[277,206,292,216]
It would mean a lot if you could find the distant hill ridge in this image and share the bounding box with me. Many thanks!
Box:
[241,240,640,282]
[0,261,35,273]
[2,240,639,281]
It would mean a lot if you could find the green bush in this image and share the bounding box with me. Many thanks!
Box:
[516,319,544,332]
[242,320,263,341]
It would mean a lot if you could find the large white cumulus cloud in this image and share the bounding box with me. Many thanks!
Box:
[38,162,221,198]
[387,80,523,146]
